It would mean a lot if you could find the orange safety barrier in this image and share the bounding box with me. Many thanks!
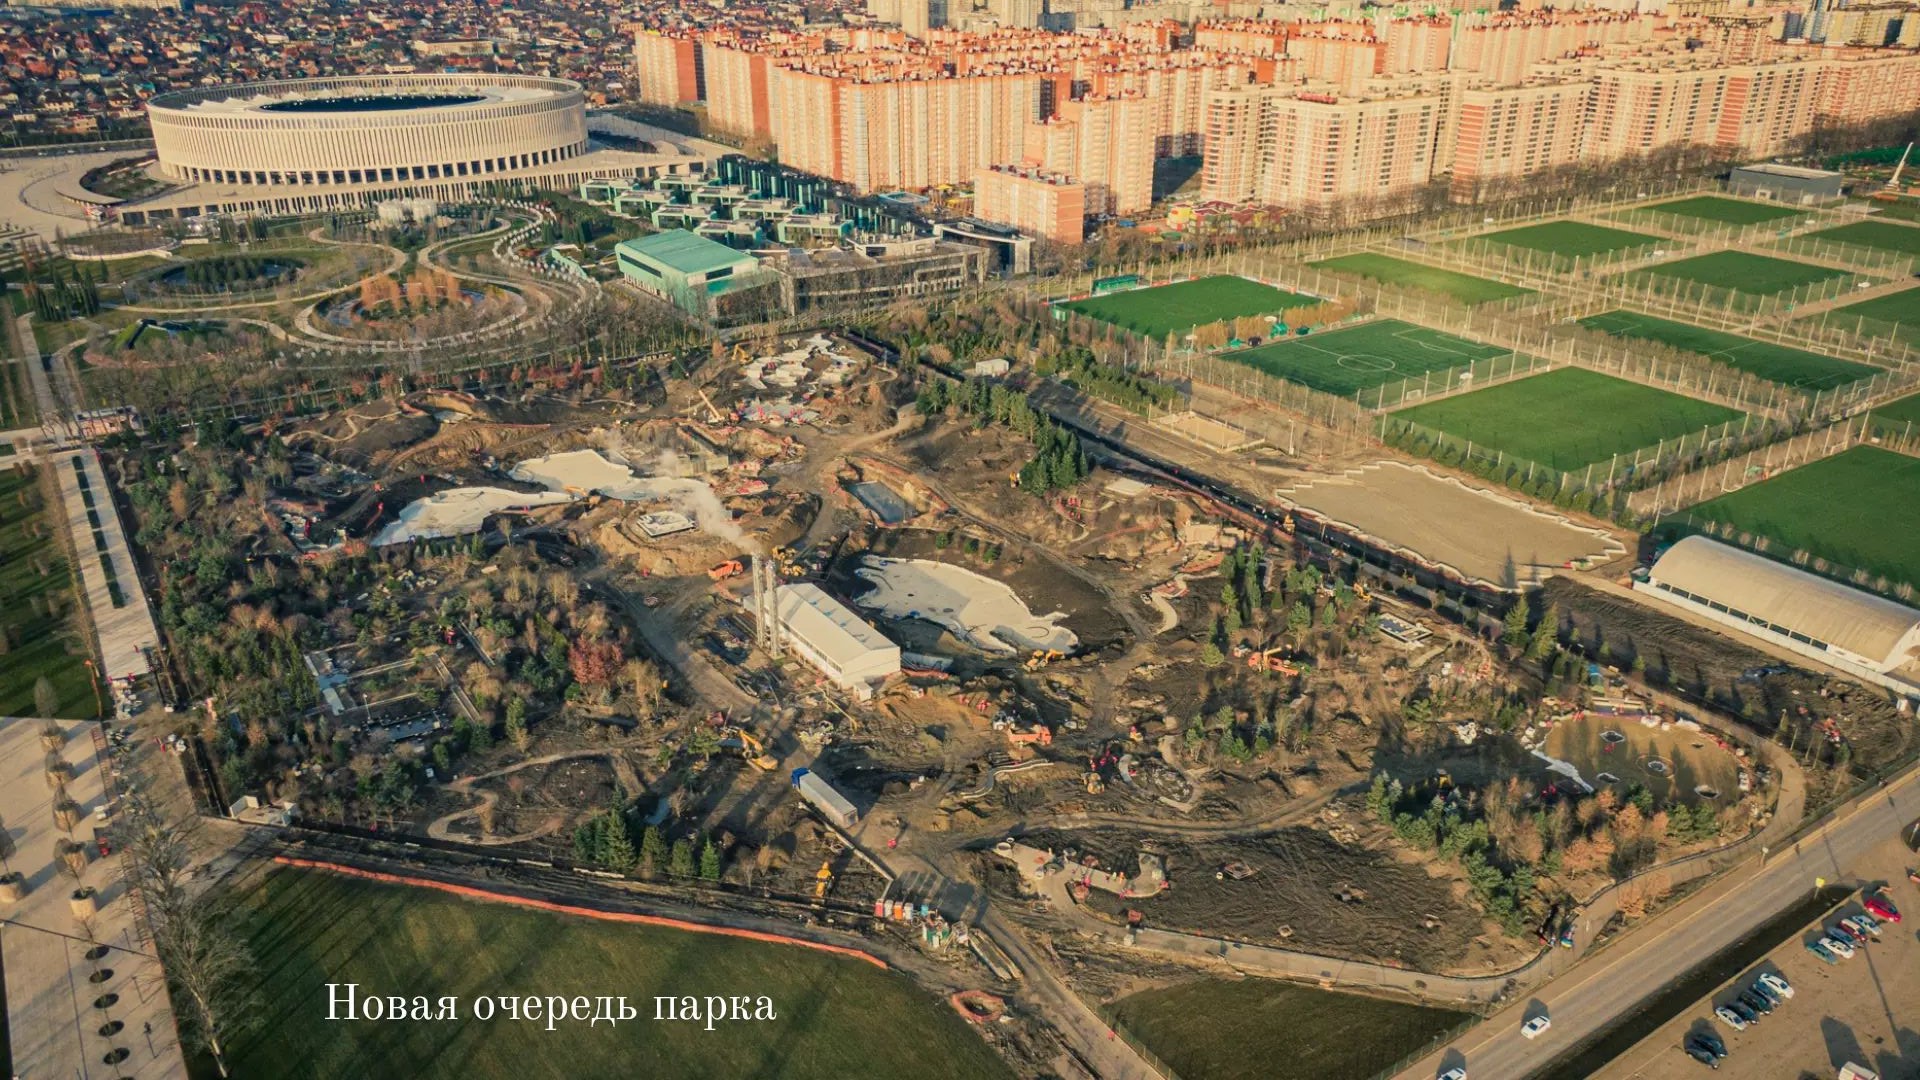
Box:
[271,856,888,969]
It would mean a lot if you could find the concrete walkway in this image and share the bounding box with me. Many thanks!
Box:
[0,716,189,1080]
[52,448,158,681]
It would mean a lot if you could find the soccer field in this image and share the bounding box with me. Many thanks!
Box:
[1632,251,1851,296]
[1472,220,1661,258]
[1628,195,1808,226]
[1801,219,1920,257]
[1060,275,1316,338]
[1223,318,1510,397]
[1310,252,1532,305]
[1393,367,1744,471]
[223,867,1015,1080]
[1578,310,1877,390]
[1875,389,1920,431]
[1823,285,1920,344]
[1677,445,1920,589]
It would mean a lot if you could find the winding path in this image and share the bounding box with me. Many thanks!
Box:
[427,748,645,845]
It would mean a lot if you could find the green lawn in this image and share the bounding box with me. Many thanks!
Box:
[1874,390,1920,431]
[1803,219,1920,257]
[1633,196,1808,226]
[224,867,1014,1080]
[1113,978,1470,1080]
[0,468,97,719]
[1675,445,1920,589]
[1578,310,1877,390]
[1224,318,1509,396]
[1473,220,1660,258]
[1393,367,1744,471]
[1823,285,1920,344]
[1633,251,1850,296]
[1060,274,1317,338]
[1310,252,1533,305]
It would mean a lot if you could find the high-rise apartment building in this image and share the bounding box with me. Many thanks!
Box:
[975,165,1086,243]
[1202,86,1451,213]
[1024,92,1156,214]
[1450,81,1591,199]
[635,33,703,106]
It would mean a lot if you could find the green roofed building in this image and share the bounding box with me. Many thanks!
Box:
[615,230,770,319]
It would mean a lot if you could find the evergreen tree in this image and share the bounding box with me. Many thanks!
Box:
[699,840,722,881]
[1502,597,1530,647]
[668,837,696,878]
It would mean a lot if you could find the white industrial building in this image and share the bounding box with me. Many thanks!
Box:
[1635,536,1920,700]
[773,583,901,699]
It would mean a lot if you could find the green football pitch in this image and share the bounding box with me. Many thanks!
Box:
[1803,219,1920,257]
[1632,251,1850,296]
[223,867,1015,1080]
[1223,318,1511,397]
[1629,196,1808,226]
[1677,445,1920,589]
[1393,367,1744,471]
[1471,221,1660,258]
[1578,310,1877,390]
[1874,389,1920,430]
[1310,252,1532,305]
[1059,275,1316,338]
[1823,285,1920,344]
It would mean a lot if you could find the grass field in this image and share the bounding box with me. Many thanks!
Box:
[1113,978,1470,1080]
[1633,196,1808,226]
[1059,275,1316,338]
[224,867,1014,1080]
[1823,285,1920,344]
[1633,251,1851,296]
[1472,220,1660,258]
[1874,390,1920,431]
[0,468,96,719]
[1577,310,1877,390]
[1224,318,1510,396]
[1675,445,1920,589]
[1803,219,1920,257]
[1310,252,1533,305]
[1393,367,1744,471]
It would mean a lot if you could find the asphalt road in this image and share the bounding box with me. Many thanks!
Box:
[1395,767,1920,1080]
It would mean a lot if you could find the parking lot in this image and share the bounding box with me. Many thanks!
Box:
[1600,833,1920,1080]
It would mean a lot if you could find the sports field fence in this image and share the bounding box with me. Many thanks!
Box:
[1770,232,1920,278]
[1403,231,1671,284]
[1150,346,1377,439]
[1624,411,1902,519]
[1605,205,1824,247]
[1612,263,1872,319]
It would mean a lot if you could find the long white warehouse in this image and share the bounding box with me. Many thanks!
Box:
[1635,536,1920,700]
[774,582,900,700]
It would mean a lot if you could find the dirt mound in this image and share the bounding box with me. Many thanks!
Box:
[1020,825,1512,972]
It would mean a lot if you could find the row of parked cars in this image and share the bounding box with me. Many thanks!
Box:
[1692,890,1905,1068]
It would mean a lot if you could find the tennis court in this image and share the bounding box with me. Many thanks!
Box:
[1577,310,1878,390]
[1223,318,1510,396]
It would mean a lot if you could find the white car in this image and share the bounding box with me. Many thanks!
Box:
[1438,1069,1466,1080]
[1758,972,1794,1000]
[1822,932,1856,959]
[1521,1015,1552,1040]
[1714,1005,1750,1031]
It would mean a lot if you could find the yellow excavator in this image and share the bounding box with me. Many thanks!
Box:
[813,860,834,905]
[719,727,779,771]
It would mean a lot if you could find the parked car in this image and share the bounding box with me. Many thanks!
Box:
[1714,1006,1749,1031]
[1521,1015,1552,1040]
[1725,1000,1758,1025]
[1757,973,1794,1000]
[1737,989,1773,1016]
[1684,1043,1719,1069]
[1437,1069,1466,1080]
[1863,894,1901,923]
[1806,939,1840,964]
[1749,980,1783,1009]
[1834,919,1871,944]
[1692,1031,1729,1059]
[1822,932,1857,959]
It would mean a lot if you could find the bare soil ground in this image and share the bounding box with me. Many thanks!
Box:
[1542,577,1915,773]
[1017,824,1531,972]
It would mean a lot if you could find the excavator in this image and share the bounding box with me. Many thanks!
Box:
[1022,649,1065,671]
[1246,645,1306,676]
[718,727,779,771]
[813,860,834,906]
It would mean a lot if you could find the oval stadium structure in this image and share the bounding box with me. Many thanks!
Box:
[147,74,589,189]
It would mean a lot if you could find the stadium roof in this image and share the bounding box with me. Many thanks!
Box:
[774,583,898,669]
[1648,536,1920,670]
[616,230,756,276]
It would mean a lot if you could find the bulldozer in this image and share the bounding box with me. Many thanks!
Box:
[813,860,834,906]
